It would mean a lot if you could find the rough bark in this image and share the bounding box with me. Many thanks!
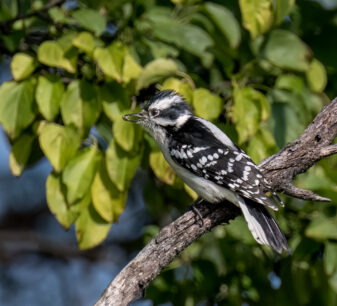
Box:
[95,97,337,306]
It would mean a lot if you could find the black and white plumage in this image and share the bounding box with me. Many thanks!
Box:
[124,90,289,254]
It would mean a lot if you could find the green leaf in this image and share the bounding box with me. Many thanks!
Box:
[60,80,101,133]
[46,172,80,230]
[306,59,327,93]
[72,9,107,36]
[100,83,130,122]
[247,128,277,163]
[38,122,80,172]
[75,203,111,250]
[122,53,142,83]
[146,9,213,66]
[94,41,126,82]
[113,115,142,152]
[73,31,95,55]
[149,149,176,185]
[305,215,337,241]
[136,58,178,91]
[263,30,312,71]
[92,159,127,222]
[325,242,337,276]
[62,145,101,204]
[275,0,295,25]
[162,78,193,103]
[275,74,305,93]
[11,53,36,81]
[192,88,223,121]
[9,133,35,176]
[36,75,64,121]
[38,41,77,73]
[106,141,141,192]
[233,87,270,144]
[0,80,36,139]
[203,2,241,49]
[239,0,273,39]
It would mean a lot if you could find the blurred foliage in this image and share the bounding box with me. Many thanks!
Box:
[0,0,337,304]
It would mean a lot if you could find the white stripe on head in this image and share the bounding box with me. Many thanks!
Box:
[151,95,183,111]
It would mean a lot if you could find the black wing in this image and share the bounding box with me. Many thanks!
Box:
[168,118,281,210]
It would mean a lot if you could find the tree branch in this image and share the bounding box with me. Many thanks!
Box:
[95,97,337,306]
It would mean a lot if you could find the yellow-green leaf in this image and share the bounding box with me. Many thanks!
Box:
[9,133,35,176]
[92,159,127,222]
[72,8,107,36]
[46,172,80,230]
[122,53,142,83]
[75,203,111,250]
[60,80,101,133]
[136,58,178,91]
[306,59,327,93]
[38,122,81,172]
[94,41,126,82]
[232,87,269,144]
[106,140,141,192]
[11,53,36,81]
[73,31,95,55]
[239,0,273,39]
[62,145,101,204]
[193,88,223,121]
[113,116,136,152]
[0,80,36,139]
[100,83,130,122]
[36,74,64,121]
[162,78,193,103]
[275,0,295,25]
[149,150,175,185]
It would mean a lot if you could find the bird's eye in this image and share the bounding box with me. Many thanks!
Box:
[149,109,160,117]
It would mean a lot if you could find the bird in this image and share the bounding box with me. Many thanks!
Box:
[123,90,289,254]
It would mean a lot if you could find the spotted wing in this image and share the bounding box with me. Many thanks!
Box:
[169,143,281,210]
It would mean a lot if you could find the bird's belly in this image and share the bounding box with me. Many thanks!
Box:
[161,148,238,205]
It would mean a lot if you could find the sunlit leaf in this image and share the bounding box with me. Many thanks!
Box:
[239,0,273,39]
[122,53,142,83]
[72,8,107,36]
[149,149,176,185]
[94,41,126,82]
[11,53,36,81]
[38,122,80,172]
[136,58,178,91]
[62,145,101,204]
[162,78,193,103]
[275,0,295,25]
[106,140,141,192]
[193,88,223,121]
[46,172,80,230]
[263,29,312,71]
[36,75,64,121]
[73,31,95,55]
[0,80,36,139]
[100,83,130,122]
[60,80,101,133]
[306,59,327,93]
[232,87,269,144]
[75,203,111,250]
[9,133,35,176]
[203,2,241,48]
[92,159,127,222]
[113,115,142,153]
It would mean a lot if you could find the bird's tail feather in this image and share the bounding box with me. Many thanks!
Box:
[238,197,290,254]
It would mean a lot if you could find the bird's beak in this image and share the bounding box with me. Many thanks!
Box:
[123,110,147,122]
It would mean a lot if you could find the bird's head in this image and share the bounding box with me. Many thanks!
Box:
[123,90,192,137]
